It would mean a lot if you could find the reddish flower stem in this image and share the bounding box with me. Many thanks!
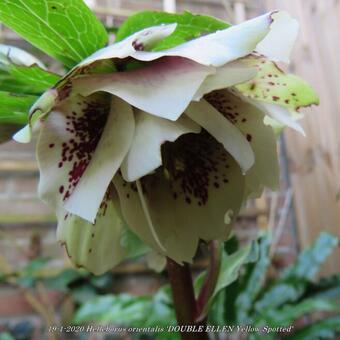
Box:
[196,240,222,321]
[166,258,210,340]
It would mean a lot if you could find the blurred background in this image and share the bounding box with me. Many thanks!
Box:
[0,0,339,339]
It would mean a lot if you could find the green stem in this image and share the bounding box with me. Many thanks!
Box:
[166,258,209,340]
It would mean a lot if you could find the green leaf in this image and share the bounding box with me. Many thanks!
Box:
[0,91,37,125]
[208,289,228,325]
[7,65,60,94]
[290,316,340,340]
[116,11,230,51]
[75,290,176,338]
[71,285,98,304]
[255,233,339,311]
[0,333,15,340]
[89,272,113,289]
[255,282,305,312]
[195,239,258,312]
[213,240,258,299]
[305,274,340,300]
[120,227,150,260]
[74,295,119,323]
[0,66,60,95]
[43,268,83,291]
[0,0,108,68]
[236,234,271,324]
[17,257,51,287]
[235,55,319,111]
[75,294,153,326]
[281,232,338,281]
[259,298,340,327]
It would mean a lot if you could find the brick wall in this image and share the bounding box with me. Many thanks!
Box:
[0,140,62,269]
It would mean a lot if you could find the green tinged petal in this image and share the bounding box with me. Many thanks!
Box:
[114,133,245,264]
[235,55,319,110]
[13,88,58,143]
[57,187,145,275]
[205,90,279,198]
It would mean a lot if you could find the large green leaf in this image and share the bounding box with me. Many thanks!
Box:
[0,0,108,68]
[0,65,60,95]
[213,241,258,299]
[195,239,258,315]
[0,91,37,125]
[0,91,37,143]
[116,11,230,51]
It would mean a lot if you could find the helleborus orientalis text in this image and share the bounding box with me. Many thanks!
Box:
[0,6,318,275]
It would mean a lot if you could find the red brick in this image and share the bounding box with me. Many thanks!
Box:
[0,286,63,317]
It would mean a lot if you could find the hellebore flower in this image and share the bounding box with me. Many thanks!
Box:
[14,11,318,274]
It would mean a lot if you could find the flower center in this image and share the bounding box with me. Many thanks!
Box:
[160,132,231,206]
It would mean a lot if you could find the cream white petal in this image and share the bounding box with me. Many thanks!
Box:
[64,97,135,223]
[37,100,85,210]
[79,11,279,68]
[80,24,177,66]
[256,11,299,63]
[13,125,32,143]
[37,93,134,224]
[194,61,257,100]
[0,44,46,68]
[73,57,213,121]
[185,100,254,173]
[121,110,201,182]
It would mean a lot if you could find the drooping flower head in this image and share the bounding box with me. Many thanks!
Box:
[14,11,318,274]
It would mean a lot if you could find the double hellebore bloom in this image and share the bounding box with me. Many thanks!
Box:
[15,11,318,274]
